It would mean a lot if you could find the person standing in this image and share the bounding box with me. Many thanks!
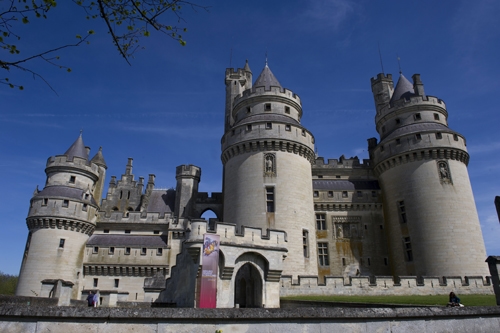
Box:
[86,292,94,307]
[93,291,99,307]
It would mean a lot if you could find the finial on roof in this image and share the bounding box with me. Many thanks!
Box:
[397,54,402,74]
[265,49,268,67]
[91,146,107,168]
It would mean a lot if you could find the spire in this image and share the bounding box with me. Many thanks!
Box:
[64,133,88,160]
[390,73,415,103]
[243,59,251,73]
[253,64,281,90]
[90,147,107,169]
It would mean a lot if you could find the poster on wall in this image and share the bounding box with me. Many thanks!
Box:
[199,234,220,308]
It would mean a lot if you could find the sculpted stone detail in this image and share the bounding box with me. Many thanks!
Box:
[333,216,362,240]
[437,160,452,184]
[264,153,276,176]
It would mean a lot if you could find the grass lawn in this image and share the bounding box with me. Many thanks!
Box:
[281,294,496,306]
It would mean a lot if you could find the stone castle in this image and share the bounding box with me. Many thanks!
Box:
[15,61,492,307]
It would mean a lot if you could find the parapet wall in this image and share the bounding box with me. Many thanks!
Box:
[280,275,494,297]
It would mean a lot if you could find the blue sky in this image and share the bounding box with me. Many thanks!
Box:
[1,0,499,275]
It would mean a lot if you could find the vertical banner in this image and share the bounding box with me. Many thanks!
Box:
[199,234,220,308]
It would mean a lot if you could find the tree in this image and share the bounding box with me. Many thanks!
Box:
[1,0,207,91]
[0,271,18,295]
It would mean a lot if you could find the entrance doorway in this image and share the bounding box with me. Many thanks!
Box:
[234,263,262,308]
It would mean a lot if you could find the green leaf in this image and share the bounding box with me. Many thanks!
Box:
[76,35,82,39]
[144,31,150,37]
[22,17,29,24]
[88,30,95,35]
[67,68,72,73]
[19,86,24,90]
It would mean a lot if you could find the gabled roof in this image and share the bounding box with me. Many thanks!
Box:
[64,134,88,160]
[390,73,415,103]
[253,64,281,90]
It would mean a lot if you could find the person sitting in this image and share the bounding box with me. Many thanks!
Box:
[447,292,463,307]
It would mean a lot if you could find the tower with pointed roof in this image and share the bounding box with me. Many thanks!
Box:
[369,72,489,277]
[221,61,318,277]
[16,134,106,298]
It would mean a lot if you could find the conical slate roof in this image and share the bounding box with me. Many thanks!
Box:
[90,146,107,168]
[254,63,281,90]
[390,73,415,103]
[64,134,88,160]
[243,59,252,73]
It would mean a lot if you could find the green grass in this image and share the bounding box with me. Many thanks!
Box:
[281,294,497,306]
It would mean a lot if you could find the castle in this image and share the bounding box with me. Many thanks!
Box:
[15,61,491,307]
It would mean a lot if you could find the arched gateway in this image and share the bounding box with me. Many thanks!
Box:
[234,263,263,308]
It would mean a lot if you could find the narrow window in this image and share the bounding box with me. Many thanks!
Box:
[59,239,65,248]
[266,187,275,212]
[266,122,272,129]
[125,230,131,234]
[301,129,306,136]
[93,278,98,287]
[415,133,422,140]
[379,224,384,230]
[380,145,384,152]
[231,129,235,136]
[342,191,348,198]
[285,125,291,131]
[382,126,386,133]
[367,258,371,266]
[247,124,252,131]
[125,247,131,255]
[317,243,329,266]
[436,132,442,139]
[357,191,363,198]
[316,214,326,230]
[127,191,131,199]
[84,193,89,200]
[141,247,147,255]
[285,106,290,114]
[403,237,413,261]
[434,113,440,120]
[109,247,115,255]
[62,200,69,208]
[313,191,319,198]
[317,175,323,178]
[114,279,119,288]
[82,203,88,211]
[69,176,76,184]
[246,107,251,113]
[384,258,388,266]
[396,118,401,124]
[453,134,459,141]
[414,113,421,120]
[336,175,341,179]
[398,201,407,223]
[342,258,346,266]
[265,103,271,111]
[396,138,401,145]
[302,230,309,258]
[42,198,48,206]
[153,230,160,235]
[120,191,123,199]
[157,248,163,256]
[103,229,109,234]
[93,246,99,254]
[328,191,333,198]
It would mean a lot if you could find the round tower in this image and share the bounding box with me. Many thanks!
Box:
[369,73,489,277]
[221,61,317,277]
[16,134,106,298]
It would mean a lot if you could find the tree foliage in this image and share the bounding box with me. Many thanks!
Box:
[0,0,206,91]
[0,271,18,295]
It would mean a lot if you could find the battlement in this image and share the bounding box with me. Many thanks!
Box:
[280,275,493,297]
[46,155,100,176]
[225,67,247,78]
[370,73,393,85]
[188,220,288,246]
[196,192,223,203]
[389,94,446,109]
[233,86,301,106]
[175,164,201,179]
[314,156,372,169]
[98,211,172,223]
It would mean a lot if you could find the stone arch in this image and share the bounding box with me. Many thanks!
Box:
[234,262,262,308]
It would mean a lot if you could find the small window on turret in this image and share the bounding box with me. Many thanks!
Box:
[434,113,440,120]
[62,200,69,207]
[69,176,76,184]
[396,139,401,145]
[313,191,319,197]
[414,113,421,121]
[157,248,163,256]
[125,247,131,255]
[285,106,290,114]
[266,123,272,129]
[84,193,89,200]
[382,126,386,133]
[42,198,48,206]
[342,191,348,198]
[93,246,99,254]
[141,248,147,255]
[82,204,88,211]
[415,133,422,140]
[328,191,333,197]
[436,132,442,139]
[285,125,291,131]
[59,239,65,248]
[453,134,459,141]
[265,103,271,111]
[109,247,115,255]
[104,229,109,233]
[396,118,401,125]
[247,124,252,131]
[246,107,251,113]
[380,145,384,152]
[154,230,160,234]
[302,129,306,136]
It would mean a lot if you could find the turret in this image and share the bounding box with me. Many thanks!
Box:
[16,134,104,298]
[224,60,252,132]
[221,61,317,278]
[369,73,489,277]
[174,164,201,220]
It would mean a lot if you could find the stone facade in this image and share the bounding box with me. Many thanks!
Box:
[15,61,492,307]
